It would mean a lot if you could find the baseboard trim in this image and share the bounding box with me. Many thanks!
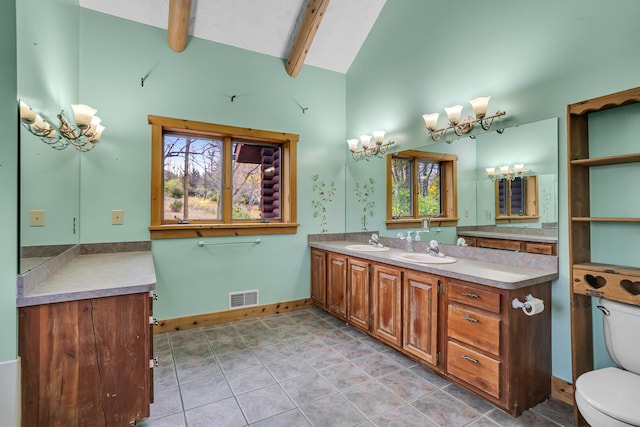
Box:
[551,376,574,406]
[154,298,313,333]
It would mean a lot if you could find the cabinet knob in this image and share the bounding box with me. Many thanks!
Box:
[461,292,480,299]
[461,355,479,364]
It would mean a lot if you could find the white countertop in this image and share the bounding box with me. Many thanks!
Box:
[17,251,156,307]
[310,240,557,290]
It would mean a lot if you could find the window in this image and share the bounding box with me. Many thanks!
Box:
[148,116,299,239]
[386,150,458,229]
[495,176,538,223]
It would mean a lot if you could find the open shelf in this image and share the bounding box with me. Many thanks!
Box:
[570,152,640,167]
[571,217,640,223]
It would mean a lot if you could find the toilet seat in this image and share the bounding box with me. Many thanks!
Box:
[575,367,640,426]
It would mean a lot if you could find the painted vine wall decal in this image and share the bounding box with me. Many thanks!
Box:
[311,174,336,233]
[354,177,376,230]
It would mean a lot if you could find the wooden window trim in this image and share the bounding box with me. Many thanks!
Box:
[495,175,539,224]
[148,115,299,239]
[386,150,458,229]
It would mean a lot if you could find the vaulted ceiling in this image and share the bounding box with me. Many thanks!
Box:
[79,0,387,75]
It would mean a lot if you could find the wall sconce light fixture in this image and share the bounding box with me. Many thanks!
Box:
[486,164,533,181]
[347,130,395,161]
[19,100,106,152]
[423,96,506,143]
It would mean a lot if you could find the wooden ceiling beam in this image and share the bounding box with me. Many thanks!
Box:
[286,0,331,78]
[167,0,192,52]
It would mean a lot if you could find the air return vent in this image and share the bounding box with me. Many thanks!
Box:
[229,290,259,309]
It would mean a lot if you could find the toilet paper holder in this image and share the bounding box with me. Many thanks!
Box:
[511,294,545,316]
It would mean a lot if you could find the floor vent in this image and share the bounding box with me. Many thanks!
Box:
[229,290,259,309]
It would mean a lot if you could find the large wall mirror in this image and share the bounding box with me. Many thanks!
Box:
[345,117,558,244]
[19,123,80,273]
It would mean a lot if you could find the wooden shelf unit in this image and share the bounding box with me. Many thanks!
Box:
[567,87,640,427]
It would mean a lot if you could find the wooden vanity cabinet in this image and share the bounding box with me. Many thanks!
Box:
[371,263,403,348]
[402,270,440,366]
[326,252,348,320]
[347,257,370,330]
[473,237,557,256]
[445,278,551,417]
[310,248,327,307]
[19,292,153,427]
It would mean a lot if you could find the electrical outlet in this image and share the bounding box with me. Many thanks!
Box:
[112,210,124,225]
[464,208,469,218]
[30,210,44,227]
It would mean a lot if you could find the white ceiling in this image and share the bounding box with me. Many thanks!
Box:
[79,0,387,74]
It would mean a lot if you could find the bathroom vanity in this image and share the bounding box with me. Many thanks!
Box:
[309,234,557,417]
[17,243,157,427]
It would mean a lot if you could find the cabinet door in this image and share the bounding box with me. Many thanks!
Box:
[327,252,348,319]
[348,258,370,331]
[403,271,439,366]
[19,293,151,426]
[371,263,402,347]
[310,249,327,307]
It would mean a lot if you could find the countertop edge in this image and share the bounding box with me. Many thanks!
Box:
[457,231,558,244]
[17,282,156,307]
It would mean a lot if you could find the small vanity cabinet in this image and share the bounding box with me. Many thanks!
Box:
[19,292,154,426]
[445,278,551,415]
[465,236,557,256]
[309,245,554,417]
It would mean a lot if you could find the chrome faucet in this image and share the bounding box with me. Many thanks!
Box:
[427,239,441,256]
[369,233,384,248]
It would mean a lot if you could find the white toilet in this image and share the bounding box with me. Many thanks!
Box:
[575,298,640,426]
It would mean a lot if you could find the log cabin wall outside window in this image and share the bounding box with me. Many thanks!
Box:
[148,116,299,239]
[386,150,458,229]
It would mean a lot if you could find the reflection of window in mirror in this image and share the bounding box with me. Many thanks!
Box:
[495,176,538,223]
[386,150,458,229]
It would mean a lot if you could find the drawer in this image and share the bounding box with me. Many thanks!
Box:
[447,340,500,399]
[448,304,501,356]
[477,238,522,252]
[448,281,501,314]
[525,242,555,255]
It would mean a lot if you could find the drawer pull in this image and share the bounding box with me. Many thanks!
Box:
[461,355,479,364]
[461,292,479,299]
[462,315,478,323]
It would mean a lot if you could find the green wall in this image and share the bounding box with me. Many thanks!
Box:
[77,9,347,319]
[0,0,18,362]
[17,0,81,248]
[346,0,640,382]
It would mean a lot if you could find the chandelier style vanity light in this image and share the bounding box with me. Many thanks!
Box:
[422,96,506,143]
[19,101,106,152]
[347,130,395,161]
[486,164,534,181]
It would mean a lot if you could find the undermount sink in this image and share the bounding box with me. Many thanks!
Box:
[344,244,390,252]
[396,252,456,264]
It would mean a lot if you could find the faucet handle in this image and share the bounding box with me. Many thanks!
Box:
[397,232,405,240]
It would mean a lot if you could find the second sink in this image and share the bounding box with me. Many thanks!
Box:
[396,252,456,264]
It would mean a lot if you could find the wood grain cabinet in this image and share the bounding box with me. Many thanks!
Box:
[445,278,551,417]
[326,252,348,320]
[310,248,327,307]
[371,263,403,348]
[347,257,370,330]
[475,237,557,255]
[19,292,154,427]
[402,270,440,366]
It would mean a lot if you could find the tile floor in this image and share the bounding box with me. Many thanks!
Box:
[139,307,575,427]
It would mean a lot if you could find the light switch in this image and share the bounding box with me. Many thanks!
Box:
[30,210,45,227]
[112,210,124,225]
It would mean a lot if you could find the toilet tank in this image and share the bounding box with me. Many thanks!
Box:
[601,298,640,374]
